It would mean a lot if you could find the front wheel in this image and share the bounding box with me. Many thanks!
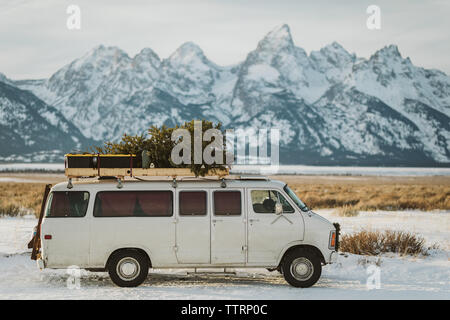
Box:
[108,249,149,287]
[281,248,321,288]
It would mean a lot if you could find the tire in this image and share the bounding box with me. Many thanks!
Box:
[108,249,149,287]
[281,248,321,288]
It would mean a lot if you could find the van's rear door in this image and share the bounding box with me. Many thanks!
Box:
[41,190,91,267]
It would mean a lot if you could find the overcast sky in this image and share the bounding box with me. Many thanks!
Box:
[1,0,449,79]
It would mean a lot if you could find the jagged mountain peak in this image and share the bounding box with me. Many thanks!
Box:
[73,45,130,67]
[310,41,355,71]
[265,24,292,41]
[49,45,131,85]
[350,44,407,83]
[256,24,294,52]
[177,41,204,54]
[167,42,209,65]
[371,44,402,61]
[0,72,14,86]
[133,47,161,70]
[88,44,128,56]
[329,41,343,49]
[237,24,332,107]
[135,47,160,60]
[321,41,351,57]
[156,41,221,106]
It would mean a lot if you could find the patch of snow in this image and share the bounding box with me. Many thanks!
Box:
[246,64,280,83]
[0,163,64,172]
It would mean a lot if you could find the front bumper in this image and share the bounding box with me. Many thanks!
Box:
[37,258,45,270]
[330,251,338,264]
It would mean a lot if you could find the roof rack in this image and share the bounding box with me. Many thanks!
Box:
[64,153,229,179]
[63,154,270,190]
[238,175,269,181]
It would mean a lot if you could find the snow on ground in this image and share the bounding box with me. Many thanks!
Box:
[0,174,64,184]
[232,165,450,176]
[2,163,450,176]
[0,211,448,299]
[0,177,48,183]
[0,163,64,173]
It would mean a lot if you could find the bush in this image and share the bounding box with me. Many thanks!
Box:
[0,203,24,217]
[340,230,434,256]
[334,205,359,217]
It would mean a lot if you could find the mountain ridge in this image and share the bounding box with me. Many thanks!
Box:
[1,24,449,165]
[0,81,94,162]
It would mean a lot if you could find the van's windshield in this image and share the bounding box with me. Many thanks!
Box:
[284,185,309,212]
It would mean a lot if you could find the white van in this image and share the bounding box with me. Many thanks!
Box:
[38,177,339,288]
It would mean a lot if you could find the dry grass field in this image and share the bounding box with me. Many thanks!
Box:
[0,182,46,216]
[0,174,449,217]
[277,175,450,212]
[0,174,63,216]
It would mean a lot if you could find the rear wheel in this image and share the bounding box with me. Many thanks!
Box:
[282,248,321,288]
[108,249,149,287]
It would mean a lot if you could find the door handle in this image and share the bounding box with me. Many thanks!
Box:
[212,219,223,223]
[249,218,259,223]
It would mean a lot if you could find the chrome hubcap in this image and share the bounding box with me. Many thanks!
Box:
[290,257,314,281]
[117,257,140,281]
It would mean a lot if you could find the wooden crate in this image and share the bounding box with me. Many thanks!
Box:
[65,154,229,178]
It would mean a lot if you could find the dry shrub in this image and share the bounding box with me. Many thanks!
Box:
[0,203,24,217]
[334,205,359,217]
[340,230,434,256]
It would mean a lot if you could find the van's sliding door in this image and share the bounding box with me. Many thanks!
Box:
[210,189,246,265]
[89,190,177,267]
[175,190,210,264]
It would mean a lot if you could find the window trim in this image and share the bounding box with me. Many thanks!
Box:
[250,188,295,214]
[93,190,174,218]
[178,190,208,216]
[45,191,90,218]
[213,190,242,216]
[283,184,309,212]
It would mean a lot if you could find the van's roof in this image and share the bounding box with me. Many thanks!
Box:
[52,177,287,192]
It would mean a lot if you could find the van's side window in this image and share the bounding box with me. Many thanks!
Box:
[214,191,241,216]
[251,190,294,214]
[45,191,90,217]
[179,191,207,216]
[94,191,173,217]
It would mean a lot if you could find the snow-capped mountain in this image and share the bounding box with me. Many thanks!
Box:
[4,24,450,165]
[233,24,329,119]
[0,81,93,161]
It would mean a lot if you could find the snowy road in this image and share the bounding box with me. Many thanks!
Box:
[0,211,448,299]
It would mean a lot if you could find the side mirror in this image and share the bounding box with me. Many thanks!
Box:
[275,202,283,215]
